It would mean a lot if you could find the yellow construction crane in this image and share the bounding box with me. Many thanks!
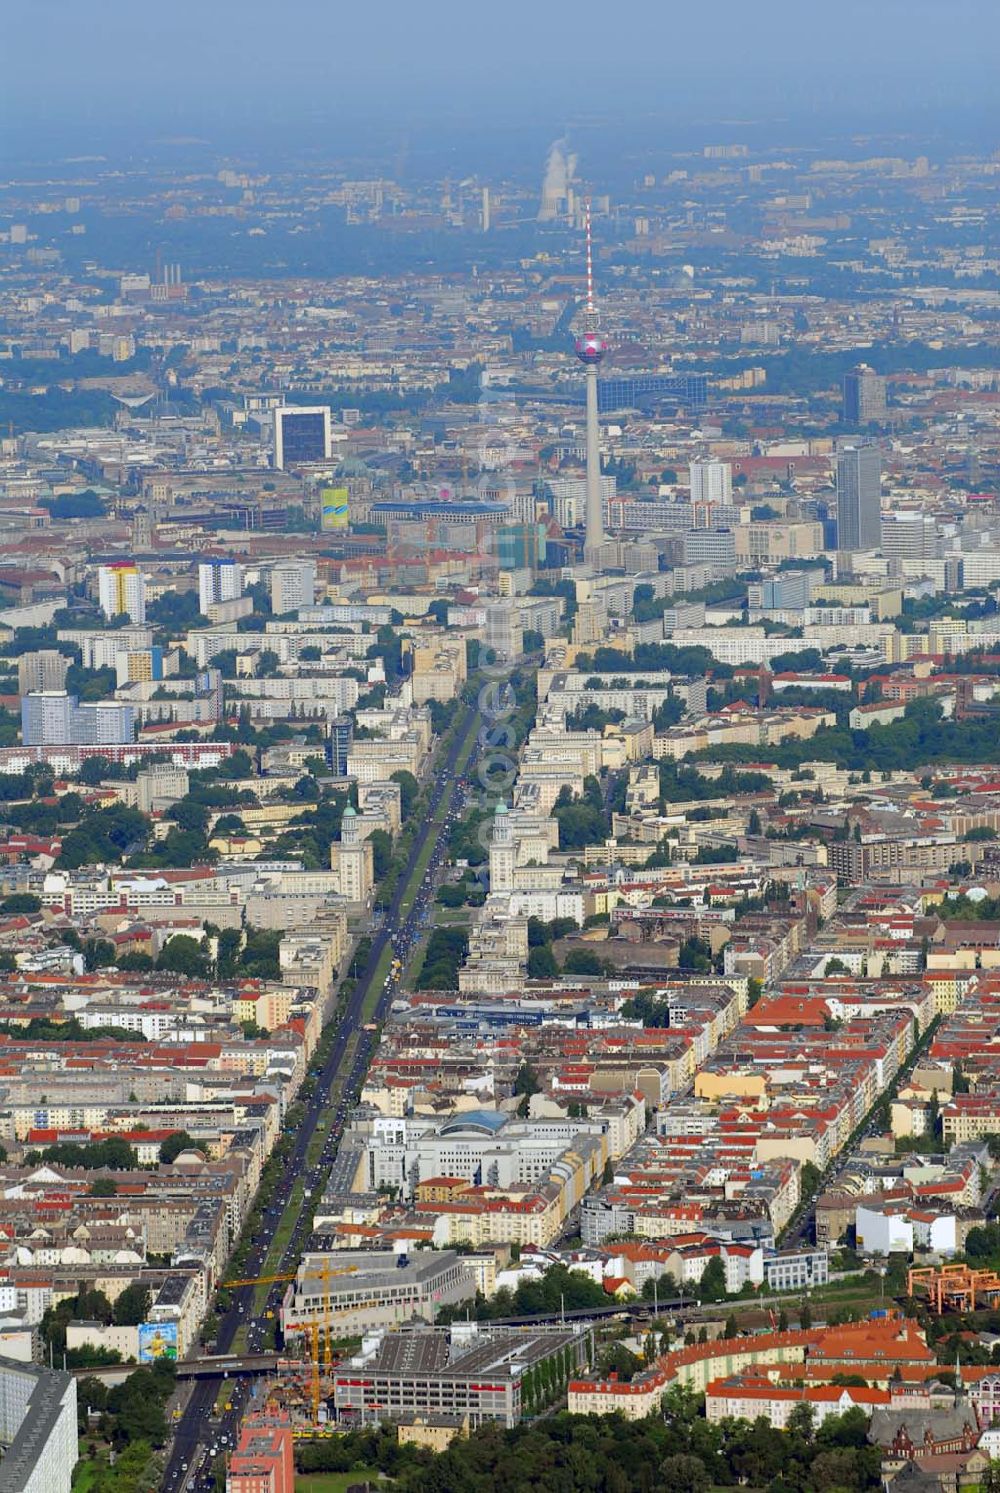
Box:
[223,1265,358,1289]
[309,1321,321,1420]
[222,1264,359,1407]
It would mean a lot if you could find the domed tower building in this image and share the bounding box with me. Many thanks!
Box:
[489,802,515,894]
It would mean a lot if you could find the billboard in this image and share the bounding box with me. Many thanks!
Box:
[320,486,350,530]
[138,1321,178,1363]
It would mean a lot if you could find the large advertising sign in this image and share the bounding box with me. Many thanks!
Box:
[320,486,350,530]
[138,1321,178,1363]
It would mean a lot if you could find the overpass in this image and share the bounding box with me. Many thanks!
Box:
[70,1352,286,1388]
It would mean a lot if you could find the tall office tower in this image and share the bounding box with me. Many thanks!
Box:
[97,562,146,622]
[574,200,607,565]
[689,459,733,506]
[270,559,316,615]
[272,406,331,469]
[329,716,352,776]
[842,363,887,426]
[199,558,243,613]
[836,445,883,553]
[17,650,69,697]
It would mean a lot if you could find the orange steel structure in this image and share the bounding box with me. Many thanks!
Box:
[908,1263,1000,1312]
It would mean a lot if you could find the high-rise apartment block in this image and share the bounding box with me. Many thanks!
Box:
[114,647,165,686]
[270,560,316,615]
[843,363,887,426]
[198,559,243,613]
[20,691,75,746]
[484,602,523,662]
[97,563,146,623]
[546,476,616,530]
[21,692,135,747]
[17,650,69,697]
[836,445,883,553]
[273,406,331,469]
[689,460,733,506]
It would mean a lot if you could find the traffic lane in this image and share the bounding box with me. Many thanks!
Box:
[163,710,477,1479]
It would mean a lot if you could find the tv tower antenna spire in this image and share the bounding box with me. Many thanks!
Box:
[584,198,597,321]
[574,197,607,564]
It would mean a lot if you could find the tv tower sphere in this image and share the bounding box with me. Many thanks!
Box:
[575,329,606,364]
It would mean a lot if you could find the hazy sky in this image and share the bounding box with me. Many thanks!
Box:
[5,0,999,160]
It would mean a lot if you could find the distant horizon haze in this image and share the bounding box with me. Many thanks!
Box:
[4,0,999,166]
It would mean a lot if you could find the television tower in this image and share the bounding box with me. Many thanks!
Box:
[574,199,607,565]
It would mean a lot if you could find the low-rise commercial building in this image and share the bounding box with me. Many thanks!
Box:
[333,1323,589,1429]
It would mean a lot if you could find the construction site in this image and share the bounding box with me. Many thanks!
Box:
[223,1246,478,1426]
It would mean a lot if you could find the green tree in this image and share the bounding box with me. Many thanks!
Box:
[0,892,41,914]
[787,1400,816,1443]
[76,1375,109,1413]
[390,770,420,819]
[697,1257,728,1303]
[159,1131,203,1165]
[368,828,393,881]
[526,944,559,979]
[83,937,115,971]
[116,951,155,972]
[513,1063,541,1099]
[563,948,604,976]
[415,927,469,991]
[156,935,210,979]
[660,1454,710,1492]
[801,1160,822,1200]
[113,1282,152,1326]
